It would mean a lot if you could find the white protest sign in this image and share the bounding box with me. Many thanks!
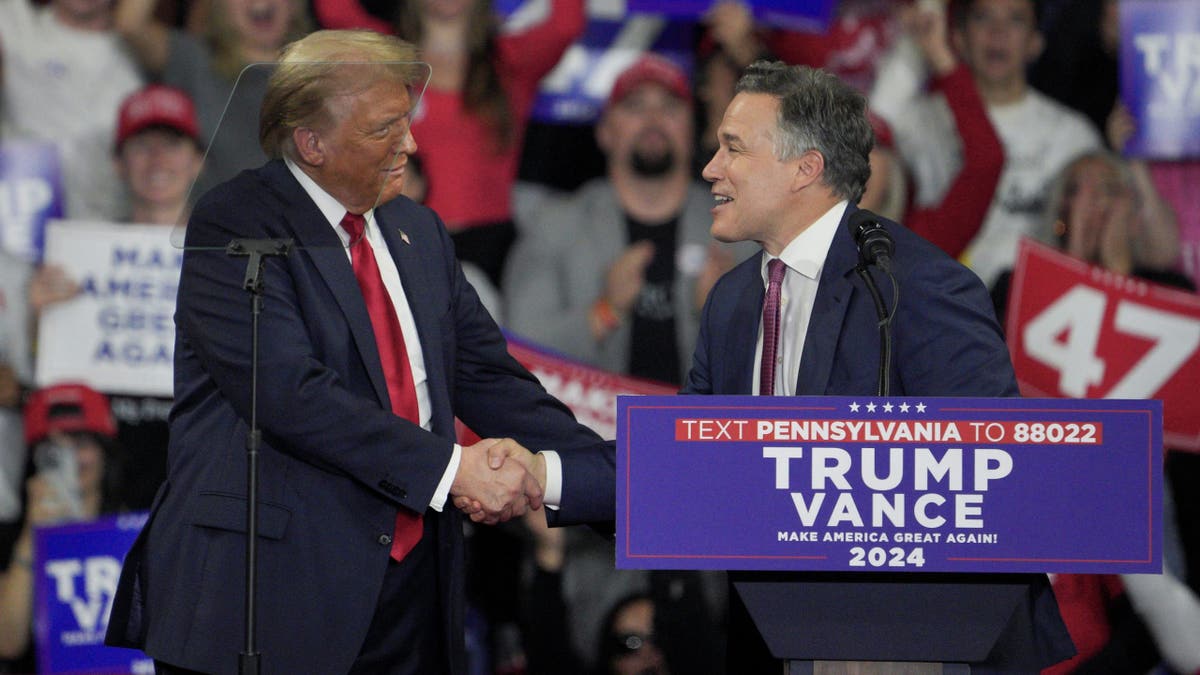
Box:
[35,221,180,396]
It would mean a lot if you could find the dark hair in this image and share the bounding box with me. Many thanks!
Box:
[594,592,655,673]
[950,0,1044,30]
[734,60,874,203]
[395,0,515,150]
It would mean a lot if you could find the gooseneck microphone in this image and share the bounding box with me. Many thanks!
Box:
[847,208,895,273]
[846,208,898,397]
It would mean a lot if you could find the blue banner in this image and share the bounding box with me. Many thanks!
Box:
[0,141,65,262]
[626,0,834,31]
[522,0,835,124]
[531,18,695,124]
[34,513,152,675]
[617,396,1162,574]
[1120,0,1200,158]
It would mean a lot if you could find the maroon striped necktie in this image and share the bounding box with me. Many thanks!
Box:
[759,258,787,396]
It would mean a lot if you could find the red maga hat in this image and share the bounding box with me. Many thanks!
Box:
[115,84,201,150]
[23,383,117,446]
[608,54,692,106]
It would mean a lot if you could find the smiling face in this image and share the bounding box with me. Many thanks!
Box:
[118,129,204,216]
[954,0,1042,96]
[598,82,693,178]
[224,0,296,53]
[702,92,803,252]
[303,77,418,214]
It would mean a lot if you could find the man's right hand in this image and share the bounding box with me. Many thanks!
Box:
[591,241,655,341]
[450,438,543,525]
[605,241,655,316]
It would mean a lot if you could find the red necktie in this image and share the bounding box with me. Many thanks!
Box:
[759,258,787,396]
[340,212,423,561]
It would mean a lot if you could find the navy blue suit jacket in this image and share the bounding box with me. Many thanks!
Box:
[106,160,612,674]
[683,205,1017,399]
[683,205,1075,670]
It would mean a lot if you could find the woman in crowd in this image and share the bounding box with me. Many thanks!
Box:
[993,150,1199,675]
[115,0,310,199]
[312,0,586,285]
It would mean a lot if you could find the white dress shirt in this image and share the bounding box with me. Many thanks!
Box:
[752,201,848,397]
[286,158,460,511]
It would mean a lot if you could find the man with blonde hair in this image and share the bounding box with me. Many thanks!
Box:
[106,30,611,675]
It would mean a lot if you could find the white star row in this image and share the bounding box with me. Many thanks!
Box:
[847,401,927,413]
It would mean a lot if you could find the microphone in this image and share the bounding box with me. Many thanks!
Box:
[847,209,894,273]
[846,208,898,396]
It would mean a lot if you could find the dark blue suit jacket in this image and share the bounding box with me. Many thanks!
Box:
[683,205,1075,670]
[683,205,1017,399]
[105,160,611,674]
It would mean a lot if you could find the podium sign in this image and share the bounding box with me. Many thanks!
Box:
[616,396,1161,574]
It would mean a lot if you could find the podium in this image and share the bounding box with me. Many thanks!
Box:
[616,395,1163,672]
[733,573,1059,673]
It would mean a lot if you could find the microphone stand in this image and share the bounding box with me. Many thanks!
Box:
[855,265,892,397]
[225,237,293,675]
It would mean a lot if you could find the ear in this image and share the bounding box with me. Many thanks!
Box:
[792,149,825,192]
[595,111,615,154]
[292,127,325,166]
[187,149,205,181]
[1025,30,1045,64]
[950,26,969,60]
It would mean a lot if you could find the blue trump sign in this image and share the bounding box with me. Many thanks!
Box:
[0,140,65,262]
[626,0,834,30]
[617,396,1162,574]
[1120,0,1200,158]
[516,0,835,124]
[34,513,153,675]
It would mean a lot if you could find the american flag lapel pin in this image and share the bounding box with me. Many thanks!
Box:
[398,229,411,245]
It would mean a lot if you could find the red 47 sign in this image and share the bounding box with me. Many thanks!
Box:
[1007,239,1200,451]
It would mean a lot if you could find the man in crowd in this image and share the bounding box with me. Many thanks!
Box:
[870,0,1100,287]
[106,30,612,675]
[111,83,206,509]
[506,55,750,386]
[115,84,205,227]
[688,60,1075,671]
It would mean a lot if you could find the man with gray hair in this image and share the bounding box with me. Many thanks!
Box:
[105,29,611,675]
[687,60,1076,671]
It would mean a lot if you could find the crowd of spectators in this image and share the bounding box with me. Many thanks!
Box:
[1,0,1198,673]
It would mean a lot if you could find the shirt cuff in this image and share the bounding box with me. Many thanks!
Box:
[541,450,563,510]
[430,443,462,512]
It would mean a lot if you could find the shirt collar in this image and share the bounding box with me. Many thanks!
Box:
[285,156,378,245]
[761,200,849,284]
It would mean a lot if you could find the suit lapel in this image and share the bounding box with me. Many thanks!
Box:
[376,212,454,433]
[795,206,860,396]
[265,161,392,408]
[726,256,765,395]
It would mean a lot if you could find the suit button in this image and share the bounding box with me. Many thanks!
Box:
[378,534,392,546]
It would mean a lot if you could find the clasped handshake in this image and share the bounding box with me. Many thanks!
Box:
[449,438,546,525]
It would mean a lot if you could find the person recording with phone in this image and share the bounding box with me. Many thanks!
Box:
[0,383,124,671]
